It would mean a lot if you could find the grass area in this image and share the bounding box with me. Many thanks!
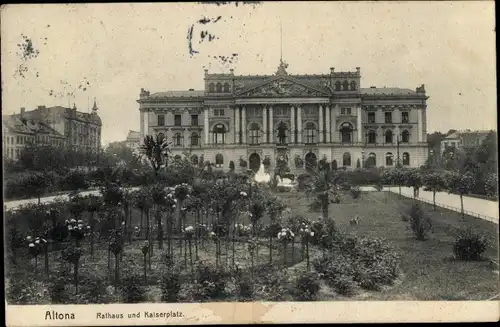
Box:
[278,190,499,300]
[6,190,498,303]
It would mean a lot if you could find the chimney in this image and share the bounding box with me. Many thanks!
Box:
[204,69,209,76]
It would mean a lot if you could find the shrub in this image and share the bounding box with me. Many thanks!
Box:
[295,271,321,301]
[296,173,311,191]
[314,236,400,294]
[256,267,288,301]
[229,161,235,171]
[120,275,146,303]
[76,275,108,304]
[407,202,433,240]
[195,263,227,300]
[236,273,254,300]
[7,277,45,304]
[160,270,182,302]
[350,186,361,199]
[276,186,291,193]
[49,275,70,304]
[453,228,489,261]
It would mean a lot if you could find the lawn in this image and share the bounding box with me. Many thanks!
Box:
[6,189,499,303]
[279,190,499,300]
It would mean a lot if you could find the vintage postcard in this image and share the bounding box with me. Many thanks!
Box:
[2,1,499,326]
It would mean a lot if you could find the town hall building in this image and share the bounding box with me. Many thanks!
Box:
[137,61,428,172]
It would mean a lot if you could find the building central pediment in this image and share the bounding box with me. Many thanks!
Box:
[235,76,331,98]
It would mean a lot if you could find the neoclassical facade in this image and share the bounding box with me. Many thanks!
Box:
[138,62,428,172]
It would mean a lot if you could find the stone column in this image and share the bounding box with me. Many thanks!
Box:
[319,104,324,143]
[269,106,274,143]
[204,107,209,145]
[331,105,337,142]
[417,108,423,143]
[357,105,362,143]
[290,105,295,144]
[297,105,302,143]
[144,109,149,139]
[325,105,331,143]
[235,106,240,144]
[241,106,247,144]
[140,111,145,142]
[262,105,268,143]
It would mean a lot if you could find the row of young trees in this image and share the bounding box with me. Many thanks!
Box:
[381,167,497,219]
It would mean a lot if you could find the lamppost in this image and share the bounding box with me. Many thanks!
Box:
[396,134,402,168]
[361,150,365,169]
[429,149,434,169]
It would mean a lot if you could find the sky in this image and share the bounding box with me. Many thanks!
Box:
[1,2,497,145]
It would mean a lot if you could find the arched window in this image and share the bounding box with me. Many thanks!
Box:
[385,152,394,166]
[249,122,260,145]
[367,130,377,144]
[215,153,224,168]
[335,81,341,91]
[350,81,356,91]
[209,83,215,93]
[213,124,226,144]
[190,132,199,146]
[342,152,351,166]
[385,130,393,144]
[401,130,410,143]
[342,80,349,91]
[216,83,222,93]
[174,132,183,146]
[191,155,199,165]
[365,153,376,168]
[305,122,317,144]
[340,122,353,143]
[223,83,230,93]
[402,152,410,166]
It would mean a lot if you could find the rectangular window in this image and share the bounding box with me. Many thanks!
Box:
[219,109,225,116]
[341,108,351,115]
[368,112,376,124]
[174,115,182,126]
[157,114,165,126]
[385,112,392,124]
[401,112,409,123]
[191,115,199,126]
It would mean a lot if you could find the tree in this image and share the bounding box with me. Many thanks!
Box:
[445,171,476,219]
[331,160,338,171]
[356,159,361,169]
[141,135,171,176]
[24,171,54,204]
[405,169,423,199]
[423,171,446,211]
[305,169,344,224]
[484,173,498,199]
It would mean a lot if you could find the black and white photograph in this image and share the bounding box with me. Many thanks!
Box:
[2,1,498,325]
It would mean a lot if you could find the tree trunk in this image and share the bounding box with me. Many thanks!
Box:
[195,211,199,260]
[283,244,287,266]
[460,194,464,219]
[322,197,329,220]
[107,248,111,278]
[433,191,436,211]
[269,236,273,264]
[157,208,163,250]
[115,254,120,286]
[306,239,310,271]
[44,249,49,277]
[74,260,79,295]
[143,254,147,284]
[291,237,295,264]
[90,212,95,257]
[399,185,402,198]
[184,236,187,267]
[140,210,143,235]
[189,240,193,280]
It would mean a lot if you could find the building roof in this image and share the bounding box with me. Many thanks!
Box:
[126,130,141,140]
[360,87,416,95]
[3,115,65,137]
[149,90,205,98]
